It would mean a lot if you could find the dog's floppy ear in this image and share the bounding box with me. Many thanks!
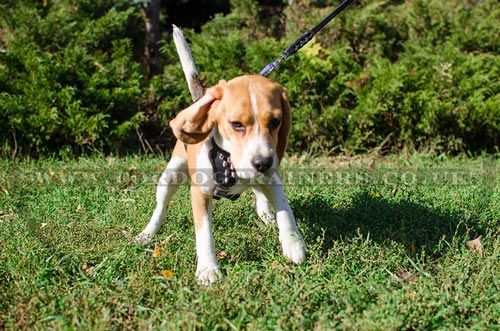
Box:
[169,85,224,144]
[276,87,291,162]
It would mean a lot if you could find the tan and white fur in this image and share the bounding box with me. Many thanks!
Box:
[135,27,306,285]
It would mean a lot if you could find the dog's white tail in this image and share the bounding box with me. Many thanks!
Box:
[172,25,205,102]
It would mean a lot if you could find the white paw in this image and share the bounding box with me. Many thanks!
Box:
[259,211,276,225]
[281,234,306,264]
[196,264,222,285]
[254,195,275,225]
[133,232,153,245]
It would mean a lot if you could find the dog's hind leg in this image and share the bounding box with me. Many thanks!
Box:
[252,186,275,224]
[135,142,188,245]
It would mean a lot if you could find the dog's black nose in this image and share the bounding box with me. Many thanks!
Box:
[251,156,274,173]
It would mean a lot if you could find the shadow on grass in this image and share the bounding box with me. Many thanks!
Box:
[292,190,484,257]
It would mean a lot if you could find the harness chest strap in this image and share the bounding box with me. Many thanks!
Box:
[209,137,240,201]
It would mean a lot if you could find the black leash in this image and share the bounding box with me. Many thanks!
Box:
[260,0,355,76]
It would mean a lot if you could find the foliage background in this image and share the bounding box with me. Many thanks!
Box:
[1,0,499,157]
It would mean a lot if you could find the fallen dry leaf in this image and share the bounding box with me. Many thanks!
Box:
[217,251,227,260]
[82,262,94,275]
[152,245,162,258]
[466,236,483,256]
[152,233,175,258]
[159,270,174,277]
[394,269,417,283]
[76,205,85,214]
[270,261,278,270]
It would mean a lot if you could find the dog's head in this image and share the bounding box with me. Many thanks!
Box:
[170,75,291,178]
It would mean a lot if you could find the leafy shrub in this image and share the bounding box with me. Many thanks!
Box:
[1,0,498,156]
[0,0,145,155]
[155,0,499,155]
[276,0,500,154]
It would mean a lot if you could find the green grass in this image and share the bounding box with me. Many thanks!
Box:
[1,154,499,330]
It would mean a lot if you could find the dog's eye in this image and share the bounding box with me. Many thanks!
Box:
[230,121,245,132]
[269,118,282,130]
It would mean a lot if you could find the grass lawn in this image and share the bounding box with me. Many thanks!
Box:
[1,154,499,330]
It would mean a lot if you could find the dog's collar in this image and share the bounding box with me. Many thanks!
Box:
[209,137,240,201]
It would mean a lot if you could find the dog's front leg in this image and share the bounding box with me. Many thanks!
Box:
[252,186,276,224]
[191,186,221,285]
[260,181,306,264]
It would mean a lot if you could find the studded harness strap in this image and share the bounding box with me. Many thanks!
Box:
[209,137,240,201]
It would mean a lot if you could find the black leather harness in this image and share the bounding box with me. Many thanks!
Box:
[209,137,240,200]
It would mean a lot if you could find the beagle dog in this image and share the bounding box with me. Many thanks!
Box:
[135,76,306,285]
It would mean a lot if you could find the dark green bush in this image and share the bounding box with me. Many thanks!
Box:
[1,0,499,156]
[277,0,500,154]
[0,0,145,155]
[157,0,499,155]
